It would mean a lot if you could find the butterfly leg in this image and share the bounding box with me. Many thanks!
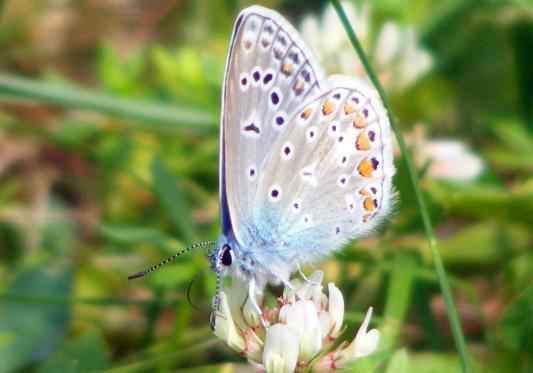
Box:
[298,268,321,286]
[248,279,268,329]
[263,264,298,293]
[280,277,297,292]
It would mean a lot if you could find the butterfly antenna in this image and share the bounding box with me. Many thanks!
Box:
[210,269,224,330]
[128,241,216,280]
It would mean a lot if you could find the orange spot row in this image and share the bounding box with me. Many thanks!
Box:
[359,188,376,221]
[293,80,303,93]
[358,159,373,178]
[356,131,370,151]
[358,188,371,197]
[363,197,375,212]
[300,108,312,119]
[322,99,334,115]
[281,63,293,76]
[344,102,356,115]
[353,115,367,128]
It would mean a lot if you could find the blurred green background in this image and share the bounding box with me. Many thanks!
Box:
[0,0,531,372]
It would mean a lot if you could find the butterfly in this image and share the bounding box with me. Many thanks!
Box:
[129,5,394,328]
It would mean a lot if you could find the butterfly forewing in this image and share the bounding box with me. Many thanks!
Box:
[221,6,326,247]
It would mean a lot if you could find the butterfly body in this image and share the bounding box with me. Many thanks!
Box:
[209,6,394,322]
[212,232,293,289]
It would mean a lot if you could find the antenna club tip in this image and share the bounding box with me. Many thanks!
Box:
[128,272,146,280]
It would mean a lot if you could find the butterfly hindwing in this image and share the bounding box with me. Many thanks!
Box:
[221,6,326,247]
[254,75,395,265]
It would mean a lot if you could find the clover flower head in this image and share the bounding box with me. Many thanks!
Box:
[213,270,380,372]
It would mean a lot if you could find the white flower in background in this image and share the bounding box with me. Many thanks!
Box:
[213,270,380,372]
[403,124,484,182]
[300,1,433,92]
[416,140,484,181]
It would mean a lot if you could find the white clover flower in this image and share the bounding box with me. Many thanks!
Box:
[339,307,380,360]
[212,291,246,352]
[280,300,322,361]
[415,139,484,181]
[263,324,300,373]
[300,1,433,92]
[213,270,380,372]
[327,282,345,338]
[403,125,484,182]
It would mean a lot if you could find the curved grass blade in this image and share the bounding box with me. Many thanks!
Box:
[329,1,472,372]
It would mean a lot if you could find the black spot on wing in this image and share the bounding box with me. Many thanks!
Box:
[244,122,260,134]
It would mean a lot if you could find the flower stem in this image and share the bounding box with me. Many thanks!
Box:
[330,1,472,372]
[102,339,219,373]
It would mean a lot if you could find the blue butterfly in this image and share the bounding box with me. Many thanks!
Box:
[129,6,394,329]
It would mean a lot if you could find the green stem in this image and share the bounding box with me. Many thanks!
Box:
[330,1,472,372]
[102,338,219,373]
[0,73,215,130]
[0,292,181,307]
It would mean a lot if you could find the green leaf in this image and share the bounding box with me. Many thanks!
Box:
[488,118,533,171]
[0,265,74,371]
[99,223,184,252]
[490,118,533,154]
[499,287,533,353]
[347,349,394,373]
[385,349,409,373]
[38,330,109,373]
[408,352,462,373]
[437,223,511,265]
[98,42,146,95]
[51,120,100,147]
[151,159,199,243]
[428,181,533,227]
[149,264,198,287]
[381,254,417,349]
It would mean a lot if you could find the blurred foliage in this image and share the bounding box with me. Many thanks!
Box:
[0,0,531,372]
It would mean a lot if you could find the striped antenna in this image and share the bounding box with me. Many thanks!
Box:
[210,265,224,330]
[128,241,216,280]
[209,245,226,330]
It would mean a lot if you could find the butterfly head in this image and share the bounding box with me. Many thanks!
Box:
[208,235,258,281]
[208,242,232,272]
[208,235,257,329]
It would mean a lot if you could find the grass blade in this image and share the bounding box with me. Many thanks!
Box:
[381,254,417,350]
[0,73,215,130]
[329,1,472,372]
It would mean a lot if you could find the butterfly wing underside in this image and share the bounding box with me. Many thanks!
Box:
[221,6,395,270]
[220,6,325,247]
[255,75,395,265]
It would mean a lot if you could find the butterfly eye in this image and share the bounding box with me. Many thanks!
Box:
[221,244,232,266]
